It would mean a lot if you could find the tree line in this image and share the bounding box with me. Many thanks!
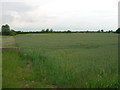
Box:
[1,24,120,36]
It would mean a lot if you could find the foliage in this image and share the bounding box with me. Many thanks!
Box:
[116,28,120,33]
[15,33,118,88]
[2,24,10,35]
[10,30,17,36]
[1,24,16,36]
[2,36,47,88]
[101,29,104,32]
[15,29,116,34]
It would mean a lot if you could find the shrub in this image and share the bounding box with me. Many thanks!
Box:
[1,24,16,36]
[116,28,120,33]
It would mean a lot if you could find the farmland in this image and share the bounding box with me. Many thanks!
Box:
[0,52,1,89]
[3,33,118,88]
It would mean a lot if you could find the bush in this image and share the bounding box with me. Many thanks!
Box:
[9,30,17,36]
[116,28,120,33]
[1,24,16,36]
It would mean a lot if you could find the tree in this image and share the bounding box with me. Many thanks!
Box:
[10,30,17,36]
[1,24,16,36]
[2,24,10,35]
[97,30,100,33]
[116,28,120,33]
[41,29,45,33]
[50,29,53,32]
[46,29,49,33]
[67,30,71,33]
[101,29,104,32]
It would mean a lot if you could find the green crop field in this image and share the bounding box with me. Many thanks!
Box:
[3,33,119,88]
[0,37,1,89]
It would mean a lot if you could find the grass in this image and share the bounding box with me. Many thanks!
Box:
[2,33,119,88]
[2,36,16,47]
[0,37,2,89]
[2,49,49,88]
[13,33,118,88]
[2,36,50,88]
[0,52,1,89]
[3,50,24,88]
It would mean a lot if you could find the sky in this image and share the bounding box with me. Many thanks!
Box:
[0,0,119,31]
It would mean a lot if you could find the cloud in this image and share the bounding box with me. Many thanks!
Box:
[1,0,119,31]
[119,1,120,28]
[2,2,35,13]
[1,2,38,28]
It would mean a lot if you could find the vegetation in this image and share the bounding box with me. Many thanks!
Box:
[116,28,120,33]
[0,24,116,35]
[1,24,16,36]
[11,33,118,88]
[16,29,114,34]
[0,48,1,89]
[0,37,1,89]
[2,31,118,88]
[2,36,49,88]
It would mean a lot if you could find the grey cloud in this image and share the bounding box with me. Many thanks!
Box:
[1,2,59,24]
[1,0,118,31]
[2,14,14,24]
[1,2,37,24]
[21,15,58,24]
[118,1,120,28]
[2,2,35,13]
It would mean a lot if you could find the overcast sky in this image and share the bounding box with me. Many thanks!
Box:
[0,0,119,31]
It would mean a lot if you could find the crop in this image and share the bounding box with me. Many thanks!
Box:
[15,33,118,88]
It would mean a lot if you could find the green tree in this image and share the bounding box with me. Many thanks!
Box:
[46,29,49,33]
[10,30,17,36]
[41,29,45,33]
[97,30,100,33]
[1,24,16,36]
[116,28,120,33]
[101,29,104,32]
[67,30,71,33]
[50,29,53,32]
[2,24,10,35]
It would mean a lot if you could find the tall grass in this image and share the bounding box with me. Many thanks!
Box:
[0,37,2,89]
[15,33,118,88]
[0,50,1,89]
[2,50,50,88]
[2,36,16,47]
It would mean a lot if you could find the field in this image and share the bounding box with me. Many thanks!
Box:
[3,33,118,88]
[0,36,2,89]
